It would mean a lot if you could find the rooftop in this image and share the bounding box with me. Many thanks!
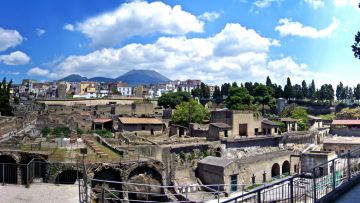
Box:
[210,122,232,129]
[198,156,234,167]
[324,136,360,145]
[93,118,112,123]
[308,115,322,120]
[332,120,360,125]
[262,119,279,126]
[280,118,298,122]
[119,117,163,125]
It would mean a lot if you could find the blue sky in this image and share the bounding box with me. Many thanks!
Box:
[0,0,359,87]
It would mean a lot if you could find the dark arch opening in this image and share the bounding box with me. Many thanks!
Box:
[56,169,83,184]
[215,147,221,157]
[128,166,165,202]
[20,157,48,184]
[282,161,291,175]
[92,168,123,200]
[0,155,17,184]
[271,163,280,178]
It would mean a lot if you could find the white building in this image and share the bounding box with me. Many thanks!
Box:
[117,86,132,96]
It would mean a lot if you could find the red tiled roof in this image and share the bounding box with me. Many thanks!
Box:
[93,118,112,123]
[119,117,163,124]
[332,120,360,125]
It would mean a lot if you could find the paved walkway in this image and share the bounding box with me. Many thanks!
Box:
[0,183,79,203]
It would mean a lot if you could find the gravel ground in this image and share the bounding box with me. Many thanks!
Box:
[0,183,79,203]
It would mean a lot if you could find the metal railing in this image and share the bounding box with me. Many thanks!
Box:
[312,148,360,202]
[0,158,45,187]
[222,147,360,203]
[222,175,313,203]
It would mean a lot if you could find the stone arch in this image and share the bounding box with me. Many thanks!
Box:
[92,167,123,199]
[0,154,18,184]
[127,165,165,202]
[55,169,83,184]
[271,163,280,178]
[282,160,291,175]
[0,152,20,164]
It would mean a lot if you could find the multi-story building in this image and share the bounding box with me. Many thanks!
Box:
[80,81,98,95]
[116,82,132,96]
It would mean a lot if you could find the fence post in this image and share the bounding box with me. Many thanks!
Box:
[26,164,29,188]
[217,185,220,203]
[257,190,261,203]
[332,160,336,190]
[290,178,294,203]
[101,185,105,203]
[313,168,317,203]
[347,152,351,181]
[2,164,4,185]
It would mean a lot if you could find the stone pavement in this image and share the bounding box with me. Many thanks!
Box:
[0,183,79,203]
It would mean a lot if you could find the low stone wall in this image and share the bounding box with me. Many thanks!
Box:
[95,134,124,157]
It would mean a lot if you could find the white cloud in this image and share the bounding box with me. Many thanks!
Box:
[0,51,30,65]
[0,27,23,51]
[36,28,46,37]
[0,70,20,75]
[275,17,339,38]
[253,0,283,8]
[304,0,325,9]
[267,57,329,84]
[66,1,204,48]
[63,24,75,31]
[27,67,50,76]
[198,12,220,22]
[333,0,359,10]
[43,22,324,86]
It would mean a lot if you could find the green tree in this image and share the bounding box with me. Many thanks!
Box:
[41,127,51,137]
[191,87,201,98]
[253,84,272,115]
[220,83,231,98]
[284,77,295,100]
[200,82,210,99]
[336,82,344,100]
[294,84,302,99]
[0,78,14,116]
[172,99,210,126]
[318,84,334,102]
[353,30,360,59]
[274,85,283,99]
[225,87,255,110]
[158,92,191,108]
[266,76,272,87]
[212,86,222,104]
[354,84,360,101]
[301,80,308,99]
[308,80,316,100]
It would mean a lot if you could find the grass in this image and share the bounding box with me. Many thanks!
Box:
[246,183,263,190]
[317,113,335,120]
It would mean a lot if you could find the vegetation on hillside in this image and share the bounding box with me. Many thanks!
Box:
[0,78,14,116]
[281,105,309,131]
[158,91,191,108]
[172,99,210,126]
[336,107,360,119]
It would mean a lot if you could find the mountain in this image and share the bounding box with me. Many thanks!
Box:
[59,74,88,82]
[88,77,115,83]
[59,69,170,85]
[116,69,170,86]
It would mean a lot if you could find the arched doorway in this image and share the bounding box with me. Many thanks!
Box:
[55,169,83,184]
[0,155,17,184]
[92,168,123,200]
[282,161,291,175]
[128,166,165,202]
[271,163,280,178]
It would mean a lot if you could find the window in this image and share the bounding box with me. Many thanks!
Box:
[141,126,145,130]
[230,175,238,192]
[254,128,258,135]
